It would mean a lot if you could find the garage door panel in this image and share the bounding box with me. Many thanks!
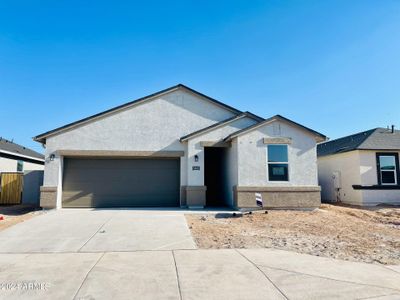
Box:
[62,158,180,208]
[62,193,178,208]
[62,192,93,208]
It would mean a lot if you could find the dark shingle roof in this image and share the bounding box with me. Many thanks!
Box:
[0,138,44,160]
[317,128,400,157]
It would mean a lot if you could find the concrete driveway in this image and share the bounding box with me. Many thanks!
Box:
[0,209,196,253]
[0,209,399,299]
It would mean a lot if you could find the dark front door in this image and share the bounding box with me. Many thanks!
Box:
[204,147,226,207]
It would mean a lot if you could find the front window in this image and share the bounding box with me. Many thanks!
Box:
[17,160,23,172]
[377,154,398,185]
[267,145,289,181]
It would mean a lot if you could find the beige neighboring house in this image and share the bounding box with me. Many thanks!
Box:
[0,138,44,173]
[34,84,326,210]
[317,127,400,206]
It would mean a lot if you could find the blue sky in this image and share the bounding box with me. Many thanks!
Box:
[1,1,399,152]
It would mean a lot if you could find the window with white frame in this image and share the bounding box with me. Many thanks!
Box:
[267,144,289,181]
[377,153,398,185]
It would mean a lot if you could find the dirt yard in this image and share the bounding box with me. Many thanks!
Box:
[0,205,42,232]
[186,204,400,265]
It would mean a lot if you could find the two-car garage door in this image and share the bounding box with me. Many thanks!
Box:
[62,158,180,208]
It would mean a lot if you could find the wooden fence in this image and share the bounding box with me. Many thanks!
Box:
[0,172,23,205]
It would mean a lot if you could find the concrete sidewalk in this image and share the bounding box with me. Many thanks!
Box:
[0,249,399,300]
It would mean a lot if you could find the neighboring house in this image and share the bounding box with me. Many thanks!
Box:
[317,127,400,206]
[0,138,44,206]
[34,84,326,209]
[0,138,44,172]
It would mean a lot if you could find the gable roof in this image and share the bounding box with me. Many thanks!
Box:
[0,138,44,161]
[33,84,243,144]
[317,127,400,157]
[224,114,326,142]
[180,111,264,142]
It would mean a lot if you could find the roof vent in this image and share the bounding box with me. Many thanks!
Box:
[392,125,395,133]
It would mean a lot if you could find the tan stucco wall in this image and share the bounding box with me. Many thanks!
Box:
[184,186,207,208]
[234,186,321,209]
[40,186,57,209]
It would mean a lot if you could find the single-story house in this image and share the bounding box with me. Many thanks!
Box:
[317,127,400,206]
[34,84,326,209]
[0,138,44,172]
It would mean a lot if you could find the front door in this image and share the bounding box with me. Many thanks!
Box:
[204,147,227,207]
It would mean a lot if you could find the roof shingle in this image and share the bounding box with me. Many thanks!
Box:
[0,138,44,160]
[317,127,400,157]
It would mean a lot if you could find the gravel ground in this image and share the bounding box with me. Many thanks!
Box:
[186,204,400,265]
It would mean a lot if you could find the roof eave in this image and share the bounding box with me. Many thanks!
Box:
[34,84,243,144]
[224,115,326,142]
[180,111,265,142]
[0,149,45,162]
[179,115,243,142]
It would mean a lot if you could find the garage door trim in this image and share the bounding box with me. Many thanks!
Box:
[62,157,181,208]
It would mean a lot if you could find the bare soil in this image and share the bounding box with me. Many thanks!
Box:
[0,205,42,232]
[186,204,400,265]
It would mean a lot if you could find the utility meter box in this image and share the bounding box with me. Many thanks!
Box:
[332,171,341,189]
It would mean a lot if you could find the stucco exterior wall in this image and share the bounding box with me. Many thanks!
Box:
[43,89,237,189]
[362,190,400,205]
[318,150,400,206]
[39,87,325,209]
[359,151,379,185]
[359,150,400,185]
[22,170,44,205]
[0,157,44,172]
[46,90,235,152]
[186,116,258,186]
[317,151,363,205]
[359,150,400,205]
[225,140,238,206]
[0,157,17,172]
[23,161,44,171]
[237,120,318,187]
[184,116,257,207]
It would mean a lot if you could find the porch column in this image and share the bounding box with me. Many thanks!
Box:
[185,140,206,208]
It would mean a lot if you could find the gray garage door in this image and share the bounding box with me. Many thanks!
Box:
[62,158,180,208]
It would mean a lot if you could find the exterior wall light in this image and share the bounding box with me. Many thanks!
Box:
[194,155,199,162]
[49,154,55,161]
